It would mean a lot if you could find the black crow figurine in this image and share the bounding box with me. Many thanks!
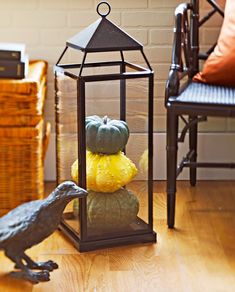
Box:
[0,181,87,284]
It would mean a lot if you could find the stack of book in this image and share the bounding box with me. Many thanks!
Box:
[0,43,28,79]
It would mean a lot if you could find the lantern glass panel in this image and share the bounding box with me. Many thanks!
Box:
[125,78,150,226]
[83,76,150,239]
[86,81,120,117]
[55,71,81,235]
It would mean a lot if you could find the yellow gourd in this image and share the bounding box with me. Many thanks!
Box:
[139,149,148,174]
[71,151,137,193]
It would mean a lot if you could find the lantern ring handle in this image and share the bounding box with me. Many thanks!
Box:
[97,1,111,18]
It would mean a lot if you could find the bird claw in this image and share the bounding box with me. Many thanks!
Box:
[15,260,59,271]
[37,260,59,271]
[10,270,50,284]
[33,270,50,282]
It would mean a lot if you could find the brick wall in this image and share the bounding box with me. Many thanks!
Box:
[0,0,226,133]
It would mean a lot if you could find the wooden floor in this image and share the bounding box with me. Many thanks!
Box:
[0,181,235,292]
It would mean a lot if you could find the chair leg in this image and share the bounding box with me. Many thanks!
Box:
[166,111,178,228]
[189,116,198,186]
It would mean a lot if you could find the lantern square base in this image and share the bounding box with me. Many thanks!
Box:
[59,220,157,252]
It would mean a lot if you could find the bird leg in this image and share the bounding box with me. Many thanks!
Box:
[6,251,50,284]
[15,253,58,271]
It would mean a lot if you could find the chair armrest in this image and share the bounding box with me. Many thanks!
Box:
[165,2,194,103]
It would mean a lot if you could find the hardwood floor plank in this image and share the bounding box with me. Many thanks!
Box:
[0,181,234,291]
[33,253,110,292]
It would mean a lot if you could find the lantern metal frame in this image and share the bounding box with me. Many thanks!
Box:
[54,2,157,252]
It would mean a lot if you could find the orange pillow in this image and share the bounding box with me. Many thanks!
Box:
[193,0,235,87]
[217,0,226,9]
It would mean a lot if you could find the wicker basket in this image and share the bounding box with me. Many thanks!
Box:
[0,60,47,126]
[0,60,49,216]
[0,120,50,216]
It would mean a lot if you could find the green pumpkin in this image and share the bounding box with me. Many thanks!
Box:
[73,188,139,231]
[85,115,129,154]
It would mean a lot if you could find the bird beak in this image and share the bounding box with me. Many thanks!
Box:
[71,186,88,198]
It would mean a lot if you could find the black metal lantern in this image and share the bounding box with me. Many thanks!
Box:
[54,1,156,252]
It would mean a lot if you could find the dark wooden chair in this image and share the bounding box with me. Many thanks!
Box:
[165,0,235,228]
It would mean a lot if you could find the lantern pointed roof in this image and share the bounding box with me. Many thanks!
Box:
[66,16,142,52]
